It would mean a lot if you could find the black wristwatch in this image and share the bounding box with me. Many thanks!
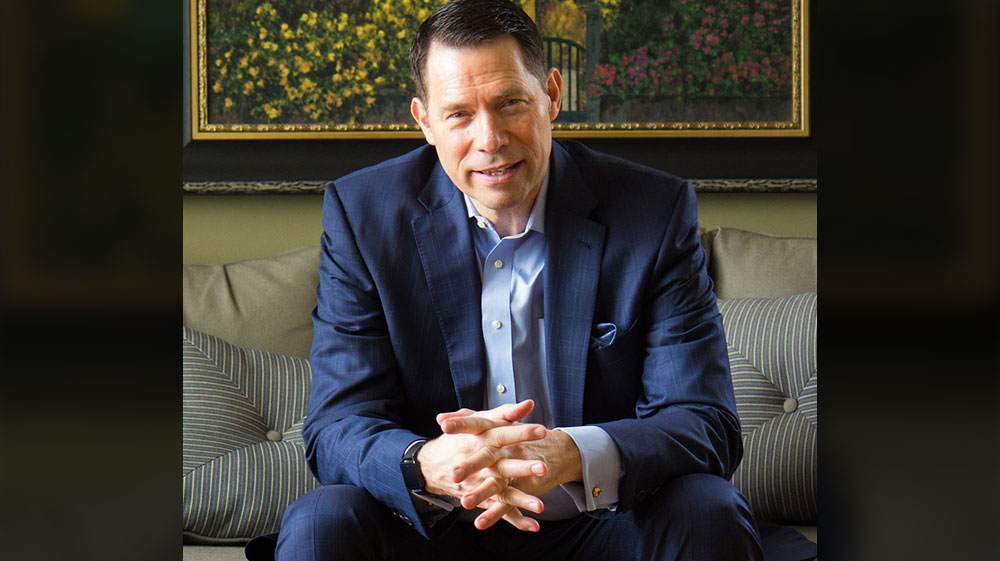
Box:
[400,439,428,493]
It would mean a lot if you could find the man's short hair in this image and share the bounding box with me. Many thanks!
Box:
[409,0,548,102]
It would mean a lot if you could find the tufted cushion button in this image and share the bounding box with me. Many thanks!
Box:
[266,430,283,442]
[782,398,798,413]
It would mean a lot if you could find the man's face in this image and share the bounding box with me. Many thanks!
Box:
[411,36,562,222]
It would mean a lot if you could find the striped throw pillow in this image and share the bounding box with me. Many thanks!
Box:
[718,292,817,524]
[183,326,319,543]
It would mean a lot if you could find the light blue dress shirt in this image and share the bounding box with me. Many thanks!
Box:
[463,173,622,520]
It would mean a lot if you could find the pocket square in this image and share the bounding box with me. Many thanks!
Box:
[590,322,617,349]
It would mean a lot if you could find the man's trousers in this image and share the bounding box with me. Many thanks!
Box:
[273,473,764,561]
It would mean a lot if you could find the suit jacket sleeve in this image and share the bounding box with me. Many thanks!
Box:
[303,183,438,538]
[594,180,743,513]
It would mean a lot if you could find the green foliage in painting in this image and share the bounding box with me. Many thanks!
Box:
[590,0,793,101]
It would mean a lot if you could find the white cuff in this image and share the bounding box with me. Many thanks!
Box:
[555,426,622,511]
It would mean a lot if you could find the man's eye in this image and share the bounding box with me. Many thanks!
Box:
[503,99,524,108]
[447,111,468,120]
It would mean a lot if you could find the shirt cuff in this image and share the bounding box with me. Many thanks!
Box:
[555,426,622,511]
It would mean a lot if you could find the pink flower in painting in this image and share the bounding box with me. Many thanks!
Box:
[741,15,749,24]
[706,34,719,45]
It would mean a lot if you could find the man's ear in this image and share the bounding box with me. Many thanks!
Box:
[545,68,563,122]
[410,97,436,145]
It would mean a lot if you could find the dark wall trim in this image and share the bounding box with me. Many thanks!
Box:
[183,178,816,194]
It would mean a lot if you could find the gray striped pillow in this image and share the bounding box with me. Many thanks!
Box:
[183,326,319,543]
[718,292,816,524]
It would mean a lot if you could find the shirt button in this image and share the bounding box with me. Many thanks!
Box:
[477,220,486,229]
[592,487,602,498]
[494,259,503,268]
[496,384,506,394]
[492,320,502,329]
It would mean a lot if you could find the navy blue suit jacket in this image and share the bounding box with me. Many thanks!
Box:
[303,139,742,539]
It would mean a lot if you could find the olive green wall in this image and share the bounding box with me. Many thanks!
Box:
[183,192,816,264]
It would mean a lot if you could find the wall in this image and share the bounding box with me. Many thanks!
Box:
[182,192,816,264]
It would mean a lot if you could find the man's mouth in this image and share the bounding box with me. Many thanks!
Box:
[474,162,521,178]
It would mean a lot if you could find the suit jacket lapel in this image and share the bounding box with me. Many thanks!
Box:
[544,142,605,428]
[411,163,486,410]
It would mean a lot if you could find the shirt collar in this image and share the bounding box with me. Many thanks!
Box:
[463,169,548,235]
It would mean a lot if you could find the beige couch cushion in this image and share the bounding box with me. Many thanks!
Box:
[183,246,320,359]
[703,228,817,299]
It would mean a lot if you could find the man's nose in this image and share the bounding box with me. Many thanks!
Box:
[472,112,508,153]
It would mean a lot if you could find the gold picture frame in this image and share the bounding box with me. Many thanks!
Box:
[188,0,809,139]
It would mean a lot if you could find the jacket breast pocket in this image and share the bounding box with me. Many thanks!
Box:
[588,317,642,370]
[585,317,644,419]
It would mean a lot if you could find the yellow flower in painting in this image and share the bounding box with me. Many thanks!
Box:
[353,85,361,95]
[325,21,335,31]
[224,97,233,109]
[301,78,316,91]
[366,96,375,106]
[214,58,222,67]
[396,30,406,39]
[239,56,249,69]
[270,8,276,16]
[212,81,222,93]
[327,53,336,62]
[305,42,316,53]
[247,38,254,47]
[267,57,277,67]
[282,29,294,40]
[418,8,429,19]
[281,23,288,31]
[363,83,374,94]
[374,76,386,86]
[257,79,264,87]
[263,104,280,119]
[342,87,353,98]
[366,39,375,51]
[336,97,344,107]
[378,30,385,38]
[334,41,344,50]
[338,20,348,32]
[259,28,267,40]
[332,73,343,83]
[250,51,259,61]
[300,13,309,23]
[249,67,259,77]
[220,65,228,77]
[285,45,292,53]
[224,50,232,60]
[243,81,255,95]
[292,42,299,51]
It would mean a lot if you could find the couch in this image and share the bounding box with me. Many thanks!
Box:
[182,227,817,560]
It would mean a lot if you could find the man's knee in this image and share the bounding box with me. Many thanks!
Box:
[637,473,762,561]
[276,485,386,561]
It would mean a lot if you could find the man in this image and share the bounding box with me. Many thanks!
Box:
[274,1,763,559]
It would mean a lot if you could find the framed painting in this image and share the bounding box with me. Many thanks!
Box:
[188,0,809,139]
